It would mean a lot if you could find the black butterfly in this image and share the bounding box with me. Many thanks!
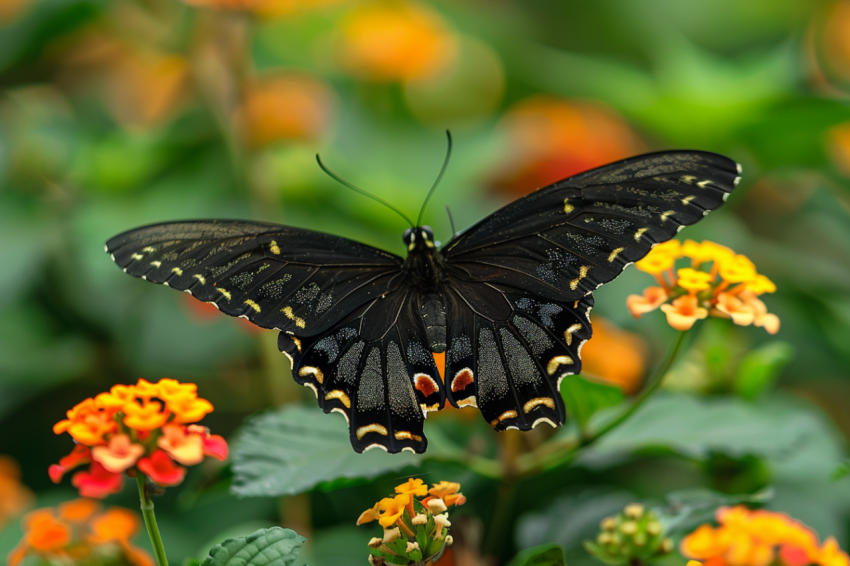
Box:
[106,150,740,454]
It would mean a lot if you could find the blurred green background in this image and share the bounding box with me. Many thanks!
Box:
[2,0,850,564]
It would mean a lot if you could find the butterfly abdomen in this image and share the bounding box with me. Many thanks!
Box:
[420,293,447,353]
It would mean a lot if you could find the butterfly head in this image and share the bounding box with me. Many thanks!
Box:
[404,226,436,252]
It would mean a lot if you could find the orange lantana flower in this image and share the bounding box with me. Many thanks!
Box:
[52,378,227,497]
[0,456,33,530]
[9,502,153,566]
[661,295,708,331]
[358,480,464,565]
[628,240,778,333]
[681,506,847,566]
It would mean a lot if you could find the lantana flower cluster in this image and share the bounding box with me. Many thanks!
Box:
[627,240,779,333]
[357,479,466,565]
[681,505,850,566]
[585,504,673,565]
[8,498,153,566]
[50,378,227,498]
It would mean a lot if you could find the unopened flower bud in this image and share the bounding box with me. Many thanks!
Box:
[633,532,647,547]
[411,513,428,525]
[597,532,612,545]
[427,498,448,514]
[601,517,616,531]
[383,527,400,543]
[659,538,674,554]
[624,503,644,519]
[368,537,382,548]
[619,521,638,535]
[406,541,420,553]
[444,535,454,547]
[646,521,662,536]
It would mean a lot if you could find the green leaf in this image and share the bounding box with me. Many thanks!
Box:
[232,405,421,497]
[507,543,566,566]
[560,376,625,431]
[201,527,306,566]
[734,342,794,400]
[832,460,850,481]
[657,487,774,532]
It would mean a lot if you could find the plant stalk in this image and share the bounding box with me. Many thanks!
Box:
[136,474,169,566]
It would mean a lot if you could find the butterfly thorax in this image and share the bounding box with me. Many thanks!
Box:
[403,226,449,352]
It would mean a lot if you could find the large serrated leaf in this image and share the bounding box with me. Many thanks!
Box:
[231,405,421,497]
[201,527,306,566]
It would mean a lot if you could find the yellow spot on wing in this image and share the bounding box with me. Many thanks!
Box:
[150,261,161,268]
[142,247,155,253]
[282,306,306,329]
[634,228,648,242]
[681,195,696,205]
[490,410,518,428]
[193,274,206,285]
[217,287,232,300]
[325,390,350,407]
[547,355,574,375]
[131,253,144,261]
[244,300,261,313]
[523,397,556,413]
[356,424,388,439]
[563,198,574,214]
[171,267,183,276]
[394,431,422,442]
[570,265,590,290]
[681,175,697,185]
[299,366,324,385]
[291,336,302,353]
[660,211,675,222]
[269,240,281,255]
[697,180,712,188]
[608,247,625,262]
[563,323,582,346]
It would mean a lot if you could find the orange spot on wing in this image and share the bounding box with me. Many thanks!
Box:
[414,375,438,398]
[451,369,474,393]
[432,352,445,382]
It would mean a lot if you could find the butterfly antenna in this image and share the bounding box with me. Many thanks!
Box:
[416,130,453,228]
[446,206,457,236]
[316,155,415,228]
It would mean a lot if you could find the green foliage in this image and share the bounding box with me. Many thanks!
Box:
[560,376,625,433]
[231,405,421,496]
[507,544,566,566]
[734,342,794,400]
[201,527,306,566]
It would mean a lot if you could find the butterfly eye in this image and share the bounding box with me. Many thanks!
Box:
[421,226,434,241]
[403,228,414,243]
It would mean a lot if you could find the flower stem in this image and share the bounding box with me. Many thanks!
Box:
[136,474,169,566]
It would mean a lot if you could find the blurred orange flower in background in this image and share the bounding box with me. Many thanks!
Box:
[8,500,153,566]
[0,456,34,530]
[492,96,644,198]
[181,0,350,17]
[62,33,189,130]
[681,506,849,566]
[237,73,335,148]
[336,0,457,83]
[0,0,33,26]
[814,1,850,85]
[580,317,648,394]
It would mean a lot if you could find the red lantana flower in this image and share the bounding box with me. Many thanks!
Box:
[51,378,228,497]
